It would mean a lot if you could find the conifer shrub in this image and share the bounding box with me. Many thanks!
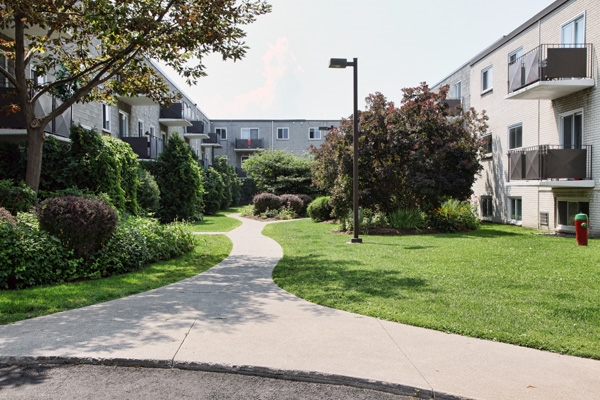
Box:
[37,196,118,260]
[252,193,282,214]
[307,196,333,222]
[137,168,161,215]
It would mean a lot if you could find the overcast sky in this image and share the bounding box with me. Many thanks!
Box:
[160,0,555,120]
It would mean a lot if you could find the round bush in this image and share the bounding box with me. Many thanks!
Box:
[253,193,282,214]
[307,196,333,222]
[37,196,118,260]
[137,168,161,215]
[279,194,304,215]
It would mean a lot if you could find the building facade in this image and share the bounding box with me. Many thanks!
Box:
[433,0,599,237]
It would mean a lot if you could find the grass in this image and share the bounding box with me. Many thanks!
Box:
[185,207,243,232]
[0,235,232,325]
[264,220,600,359]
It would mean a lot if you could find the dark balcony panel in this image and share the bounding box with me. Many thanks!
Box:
[203,132,220,144]
[160,103,184,119]
[545,48,587,79]
[546,148,587,179]
[443,99,461,109]
[524,149,541,180]
[509,152,525,180]
[187,120,204,134]
[120,137,150,159]
[235,138,264,150]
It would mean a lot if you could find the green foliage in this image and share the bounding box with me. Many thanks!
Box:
[37,196,119,260]
[428,199,480,233]
[0,207,17,226]
[388,209,428,230]
[311,85,488,218]
[153,134,204,223]
[0,142,25,182]
[252,192,282,214]
[295,194,313,216]
[201,167,225,215]
[212,156,242,208]
[279,194,304,215]
[241,177,258,205]
[69,125,140,214]
[137,168,161,216]
[242,149,316,196]
[307,196,333,222]
[0,179,38,215]
[39,136,72,192]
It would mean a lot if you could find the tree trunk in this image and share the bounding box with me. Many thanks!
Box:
[25,126,45,193]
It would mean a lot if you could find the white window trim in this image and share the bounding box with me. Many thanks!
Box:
[452,81,462,100]
[118,110,129,137]
[508,123,523,150]
[508,196,523,225]
[556,197,589,232]
[482,132,493,157]
[277,127,289,140]
[149,126,155,137]
[508,47,523,64]
[138,119,144,137]
[241,127,259,139]
[561,12,586,45]
[216,127,227,141]
[481,65,493,94]
[480,195,493,221]
[102,104,111,133]
[558,108,584,148]
[308,127,321,140]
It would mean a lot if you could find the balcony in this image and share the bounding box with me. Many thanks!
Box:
[506,44,595,100]
[184,120,208,140]
[120,136,163,160]
[116,95,158,106]
[159,102,192,127]
[507,145,594,188]
[235,138,264,151]
[200,132,222,147]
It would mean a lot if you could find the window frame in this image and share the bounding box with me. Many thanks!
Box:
[480,196,493,220]
[102,104,111,132]
[482,132,493,156]
[559,109,583,149]
[481,65,493,94]
[561,13,586,46]
[508,123,523,150]
[118,111,129,137]
[308,127,321,140]
[137,120,144,137]
[508,197,522,223]
[241,128,259,140]
[508,47,523,65]
[216,127,227,141]
[0,52,7,87]
[277,127,289,140]
[556,199,589,231]
[452,81,462,100]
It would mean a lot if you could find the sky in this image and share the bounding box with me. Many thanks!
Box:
[161,0,556,120]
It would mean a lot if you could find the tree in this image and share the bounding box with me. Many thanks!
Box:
[311,84,488,218]
[242,149,316,196]
[154,133,203,223]
[212,156,241,209]
[0,0,271,192]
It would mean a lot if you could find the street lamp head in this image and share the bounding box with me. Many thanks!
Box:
[329,58,348,69]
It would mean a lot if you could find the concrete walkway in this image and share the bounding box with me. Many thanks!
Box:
[1,215,600,399]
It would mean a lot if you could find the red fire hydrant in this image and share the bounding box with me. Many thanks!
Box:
[574,212,588,246]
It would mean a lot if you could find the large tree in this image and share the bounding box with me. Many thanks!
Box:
[0,0,270,192]
[311,84,488,218]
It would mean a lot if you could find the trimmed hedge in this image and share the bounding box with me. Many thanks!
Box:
[307,196,333,222]
[253,193,282,214]
[279,194,304,215]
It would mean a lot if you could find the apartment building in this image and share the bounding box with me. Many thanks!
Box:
[208,119,340,174]
[433,0,599,237]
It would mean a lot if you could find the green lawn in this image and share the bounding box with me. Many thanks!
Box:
[185,208,243,232]
[264,220,600,359]
[0,235,232,325]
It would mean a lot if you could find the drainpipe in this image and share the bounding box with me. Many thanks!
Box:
[271,120,274,149]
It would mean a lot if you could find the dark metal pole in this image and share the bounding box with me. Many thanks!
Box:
[351,58,362,244]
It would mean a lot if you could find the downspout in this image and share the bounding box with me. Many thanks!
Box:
[271,120,274,149]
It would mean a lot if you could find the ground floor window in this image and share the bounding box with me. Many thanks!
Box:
[480,196,493,219]
[557,200,589,227]
[509,197,522,221]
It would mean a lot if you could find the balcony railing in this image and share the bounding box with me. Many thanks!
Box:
[508,145,592,181]
[159,102,192,126]
[506,44,594,100]
[120,136,163,160]
[235,138,264,150]
[201,132,221,146]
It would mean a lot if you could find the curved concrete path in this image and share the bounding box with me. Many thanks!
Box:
[1,215,600,399]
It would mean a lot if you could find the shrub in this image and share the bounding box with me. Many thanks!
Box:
[241,176,258,205]
[137,168,161,215]
[428,198,480,233]
[279,194,304,215]
[253,193,282,214]
[212,156,242,209]
[201,167,225,215]
[388,208,428,230]
[0,207,17,226]
[307,196,333,222]
[295,194,313,216]
[0,180,37,215]
[37,196,118,260]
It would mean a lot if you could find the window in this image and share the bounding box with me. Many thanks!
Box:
[0,52,7,87]
[118,111,129,137]
[216,128,227,140]
[481,66,493,93]
[309,127,321,140]
[482,133,492,155]
[277,127,289,140]
[508,124,522,149]
[241,155,251,165]
[452,81,462,100]
[241,128,259,140]
[509,197,522,222]
[508,47,523,65]
[560,110,583,149]
[557,200,589,227]
[138,120,144,137]
[149,126,155,137]
[481,196,493,219]
[562,14,585,47]
[102,104,111,132]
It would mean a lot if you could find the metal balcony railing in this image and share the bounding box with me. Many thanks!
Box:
[508,144,592,181]
[235,138,264,150]
[120,136,164,160]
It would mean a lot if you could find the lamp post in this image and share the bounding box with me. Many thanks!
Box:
[329,58,362,244]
